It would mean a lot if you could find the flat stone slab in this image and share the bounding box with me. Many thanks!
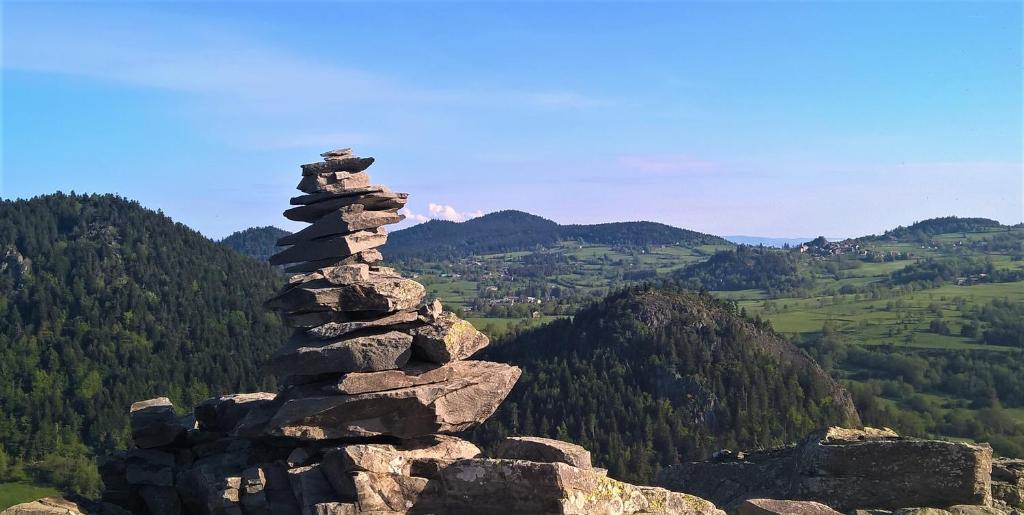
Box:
[277,207,402,246]
[269,229,387,266]
[303,310,418,339]
[495,436,592,469]
[264,361,520,440]
[194,392,277,434]
[327,360,487,396]
[283,250,383,274]
[283,189,407,223]
[266,331,413,379]
[301,157,375,175]
[265,271,425,315]
[296,171,371,195]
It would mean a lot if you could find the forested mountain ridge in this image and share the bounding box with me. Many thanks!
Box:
[471,285,861,484]
[861,216,1008,242]
[382,210,730,260]
[220,226,291,263]
[0,193,288,493]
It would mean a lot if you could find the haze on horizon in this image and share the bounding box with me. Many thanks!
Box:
[2,2,1021,240]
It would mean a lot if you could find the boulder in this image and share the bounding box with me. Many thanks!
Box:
[992,458,1024,510]
[320,435,481,496]
[657,427,994,512]
[266,331,413,379]
[265,273,425,315]
[287,464,336,512]
[278,207,401,245]
[409,312,489,364]
[264,362,520,440]
[126,449,176,486]
[283,190,407,223]
[283,250,383,274]
[437,459,724,514]
[130,397,191,448]
[737,499,842,515]
[350,471,435,512]
[494,436,592,469]
[194,393,277,434]
[793,428,993,511]
[295,172,371,195]
[269,229,387,266]
[0,497,89,515]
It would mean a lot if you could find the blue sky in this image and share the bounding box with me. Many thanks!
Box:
[2,2,1021,239]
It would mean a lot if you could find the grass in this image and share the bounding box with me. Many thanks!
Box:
[0,482,60,510]
[467,315,564,338]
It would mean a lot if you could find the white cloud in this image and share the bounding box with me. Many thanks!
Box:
[399,204,483,226]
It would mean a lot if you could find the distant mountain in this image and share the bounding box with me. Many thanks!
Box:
[725,235,817,248]
[473,285,860,484]
[865,216,1007,242]
[0,193,288,493]
[381,210,730,260]
[220,226,291,262]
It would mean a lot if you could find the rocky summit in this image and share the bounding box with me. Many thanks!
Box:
[79,149,722,515]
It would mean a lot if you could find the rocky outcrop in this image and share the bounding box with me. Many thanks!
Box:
[95,148,720,515]
[657,427,995,513]
[993,458,1024,512]
[736,499,842,515]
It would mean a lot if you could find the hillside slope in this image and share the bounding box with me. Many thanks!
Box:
[220,226,291,263]
[382,210,730,260]
[472,285,860,484]
[0,194,288,469]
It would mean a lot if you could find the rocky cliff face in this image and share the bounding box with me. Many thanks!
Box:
[85,149,723,515]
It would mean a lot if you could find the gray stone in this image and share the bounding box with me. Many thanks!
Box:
[410,311,489,364]
[327,361,458,395]
[657,427,994,512]
[283,189,407,223]
[266,331,413,379]
[130,397,191,448]
[437,459,724,514]
[290,186,384,206]
[264,361,520,440]
[287,464,336,512]
[300,157,375,175]
[0,497,90,515]
[283,250,383,274]
[194,393,277,434]
[296,172,371,195]
[304,311,419,340]
[278,207,401,246]
[265,271,425,315]
[494,436,592,469]
[737,499,842,515]
[269,229,387,266]
[126,449,175,486]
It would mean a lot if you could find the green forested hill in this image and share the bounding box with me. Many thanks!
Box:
[472,285,860,484]
[381,210,730,260]
[0,193,288,493]
[220,226,291,263]
[675,245,811,295]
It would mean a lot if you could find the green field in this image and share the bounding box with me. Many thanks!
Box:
[0,482,59,510]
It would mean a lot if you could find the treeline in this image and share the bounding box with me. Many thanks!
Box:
[0,193,288,495]
[889,256,1024,286]
[472,285,858,484]
[219,226,291,263]
[799,323,1024,457]
[383,210,729,261]
[871,216,1005,242]
[675,245,812,295]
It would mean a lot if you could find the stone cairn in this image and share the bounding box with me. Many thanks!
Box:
[98,149,723,515]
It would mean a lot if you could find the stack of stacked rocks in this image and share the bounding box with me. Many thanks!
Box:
[260,148,521,440]
[97,149,723,515]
